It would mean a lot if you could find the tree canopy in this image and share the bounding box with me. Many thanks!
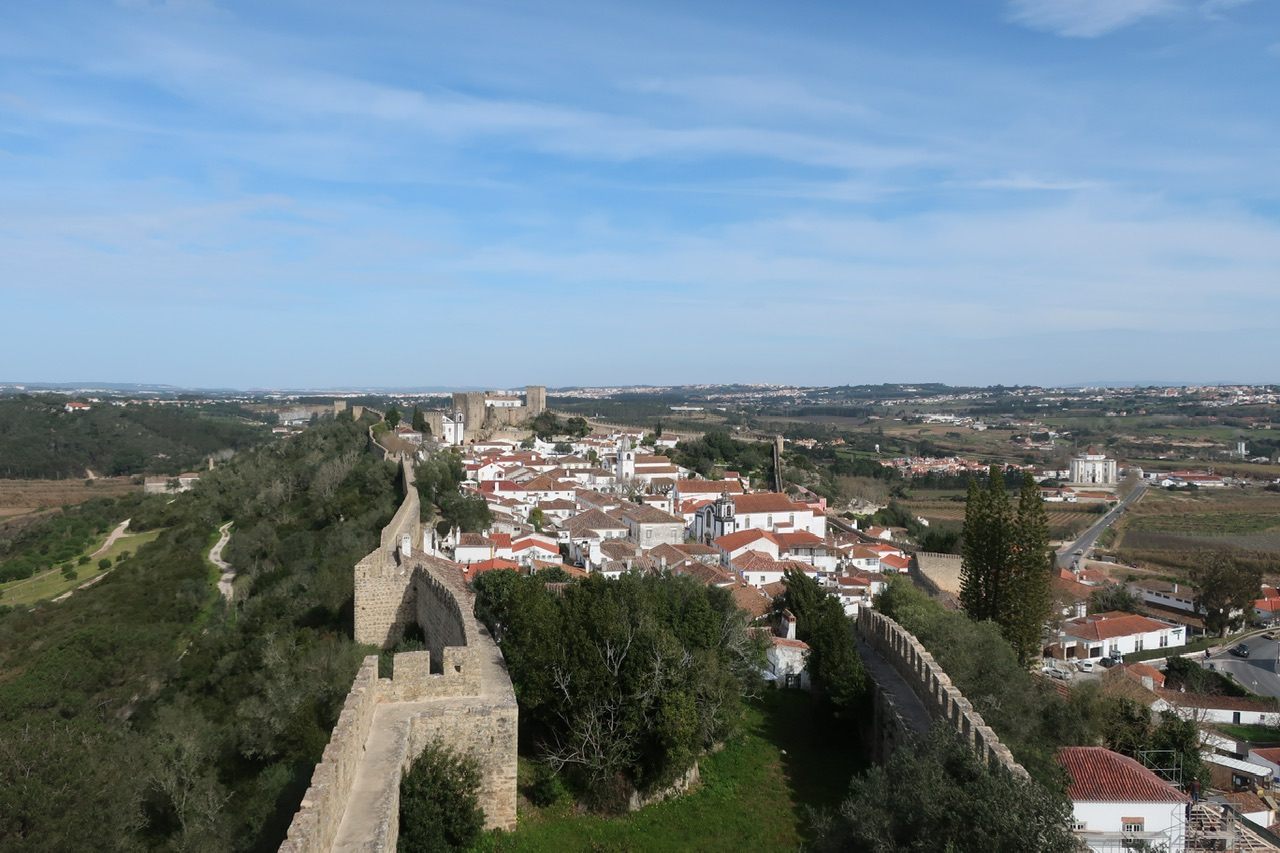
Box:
[1191,554,1263,636]
[959,467,1053,663]
[472,570,764,810]
[812,726,1078,853]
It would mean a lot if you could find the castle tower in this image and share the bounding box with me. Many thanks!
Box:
[525,385,547,417]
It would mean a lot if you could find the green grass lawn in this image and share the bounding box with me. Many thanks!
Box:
[1213,723,1280,744]
[479,690,865,852]
[0,527,163,606]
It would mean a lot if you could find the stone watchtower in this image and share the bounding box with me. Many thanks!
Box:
[525,385,547,417]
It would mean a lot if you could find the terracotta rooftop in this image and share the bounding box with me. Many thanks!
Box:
[1062,611,1174,642]
[733,493,805,514]
[1056,747,1188,803]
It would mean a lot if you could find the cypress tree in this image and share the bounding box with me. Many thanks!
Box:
[959,477,990,618]
[1005,473,1053,664]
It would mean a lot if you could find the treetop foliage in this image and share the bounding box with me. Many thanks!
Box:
[959,466,1053,664]
[472,570,764,809]
[0,394,272,478]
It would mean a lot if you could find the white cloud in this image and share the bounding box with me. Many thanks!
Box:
[1006,0,1179,37]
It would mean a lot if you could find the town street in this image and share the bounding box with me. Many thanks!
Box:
[1205,633,1280,699]
[1055,481,1148,569]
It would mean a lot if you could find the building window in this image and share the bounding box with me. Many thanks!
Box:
[1121,819,1144,833]
[1072,820,1086,832]
[1160,634,1169,648]
[1136,636,1144,652]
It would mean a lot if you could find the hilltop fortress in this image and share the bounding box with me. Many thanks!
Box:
[281,452,517,852]
[423,385,547,445]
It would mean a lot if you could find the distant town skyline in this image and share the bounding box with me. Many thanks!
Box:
[2,0,1278,387]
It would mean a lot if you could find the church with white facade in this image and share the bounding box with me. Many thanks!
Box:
[1069,448,1118,487]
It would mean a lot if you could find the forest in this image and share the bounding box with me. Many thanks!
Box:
[0,415,399,851]
[0,395,273,478]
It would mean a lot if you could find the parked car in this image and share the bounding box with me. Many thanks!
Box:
[1099,656,1120,668]
[1077,660,1097,673]
[1231,644,1251,658]
[1045,666,1073,681]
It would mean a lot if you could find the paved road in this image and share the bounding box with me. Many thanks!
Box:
[1205,633,1280,699]
[209,521,235,601]
[1055,482,1148,568]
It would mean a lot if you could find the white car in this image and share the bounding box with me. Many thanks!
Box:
[1076,660,1097,673]
[1045,666,1074,681]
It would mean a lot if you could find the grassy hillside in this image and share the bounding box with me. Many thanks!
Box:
[0,416,399,851]
[0,395,272,478]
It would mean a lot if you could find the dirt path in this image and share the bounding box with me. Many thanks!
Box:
[209,521,235,601]
[92,518,131,559]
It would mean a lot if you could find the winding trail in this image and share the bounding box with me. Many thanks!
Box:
[209,521,235,601]
[91,518,131,559]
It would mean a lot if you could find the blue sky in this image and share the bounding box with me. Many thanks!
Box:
[2,0,1278,389]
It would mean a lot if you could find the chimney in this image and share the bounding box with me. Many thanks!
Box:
[781,608,797,640]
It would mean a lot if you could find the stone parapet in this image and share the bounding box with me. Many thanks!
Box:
[280,656,382,853]
[856,608,1028,779]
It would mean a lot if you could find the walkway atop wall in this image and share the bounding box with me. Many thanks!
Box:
[328,563,517,852]
[855,634,934,736]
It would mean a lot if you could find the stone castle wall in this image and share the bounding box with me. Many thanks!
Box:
[279,657,382,853]
[856,608,1028,778]
[283,448,517,852]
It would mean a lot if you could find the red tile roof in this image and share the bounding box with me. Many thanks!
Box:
[715,529,777,551]
[733,493,805,514]
[1062,611,1173,642]
[1056,747,1188,803]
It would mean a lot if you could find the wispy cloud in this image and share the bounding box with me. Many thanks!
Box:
[1006,0,1179,37]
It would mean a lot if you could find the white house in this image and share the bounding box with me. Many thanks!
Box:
[615,503,686,548]
[1059,611,1186,661]
[1057,746,1188,853]
[760,611,811,689]
[1128,579,1200,614]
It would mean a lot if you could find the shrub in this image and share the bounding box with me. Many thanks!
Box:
[117,551,131,562]
[399,741,484,852]
[78,555,90,566]
[528,762,567,807]
[98,558,112,571]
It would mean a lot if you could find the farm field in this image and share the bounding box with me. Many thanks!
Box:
[0,477,138,525]
[903,498,1099,540]
[1113,488,1280,576]
[0,526,163,607]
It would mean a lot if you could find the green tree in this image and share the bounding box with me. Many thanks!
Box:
[98,557,112,570]
[959,467,1050,664]
[1090,584,1140,614]
[398,741,484,853]
[1003,474,1053,663]
[565,416,589,438]
[384,406,402,429]
[529,506,546,532]
[776,569,867,716]
[412,406,427,432]
[812,726,1077,853]
[1192,554,1263,636]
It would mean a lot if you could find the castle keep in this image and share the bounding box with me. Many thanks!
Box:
[281,450,518,852]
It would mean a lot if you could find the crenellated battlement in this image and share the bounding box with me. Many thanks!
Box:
[856,607,1027,778]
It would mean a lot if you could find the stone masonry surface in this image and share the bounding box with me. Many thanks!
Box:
[856,607,1029,778]
[281,441,518,852]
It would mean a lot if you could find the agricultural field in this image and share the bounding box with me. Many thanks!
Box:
[0,477,138,527]
[1113,488,1280,576]
[903,498,1099,542]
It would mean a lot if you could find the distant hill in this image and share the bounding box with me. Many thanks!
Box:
[0,395,273,479]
